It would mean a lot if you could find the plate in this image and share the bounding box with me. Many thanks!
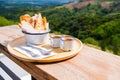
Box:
[7,36,83,63]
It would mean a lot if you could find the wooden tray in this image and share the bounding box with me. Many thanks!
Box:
[7,36,83,63]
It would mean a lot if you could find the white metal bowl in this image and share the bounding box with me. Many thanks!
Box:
[22,30,50,45]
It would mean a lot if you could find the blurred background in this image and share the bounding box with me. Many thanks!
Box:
[0,0,120,55]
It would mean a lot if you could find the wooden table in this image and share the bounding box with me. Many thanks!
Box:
[0,25,120,80]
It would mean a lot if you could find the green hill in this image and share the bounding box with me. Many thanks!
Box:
[0,16,16,26]
[0,0,120,55]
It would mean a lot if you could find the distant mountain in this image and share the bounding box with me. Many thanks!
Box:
[0,0,78,3]
[64,0,115,9]
[1,0,119,8]
[64,1,94,9]
[0,0,78,8]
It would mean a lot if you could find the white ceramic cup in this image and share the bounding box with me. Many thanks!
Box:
[60,36,74,51]
[50,34,62,48]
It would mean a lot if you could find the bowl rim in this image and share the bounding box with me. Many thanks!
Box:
[22,30,50,35]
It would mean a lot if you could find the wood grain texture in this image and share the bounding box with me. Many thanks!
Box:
[0,25,120,80]
[0,44,56,80]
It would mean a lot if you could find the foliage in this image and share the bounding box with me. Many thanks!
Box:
[92,19,120,53]
[0,16,16,26]
[0,1,120,54]
[83,37,98,45]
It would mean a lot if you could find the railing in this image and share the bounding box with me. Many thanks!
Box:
[0,25,120,80]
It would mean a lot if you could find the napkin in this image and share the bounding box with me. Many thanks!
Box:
[14,45,55,59]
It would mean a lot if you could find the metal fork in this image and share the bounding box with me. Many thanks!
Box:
[18,46,40,58]
[26,44,52,55]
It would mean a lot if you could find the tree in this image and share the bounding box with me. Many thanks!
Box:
[78,0,87,2]
[0,16,15,26]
